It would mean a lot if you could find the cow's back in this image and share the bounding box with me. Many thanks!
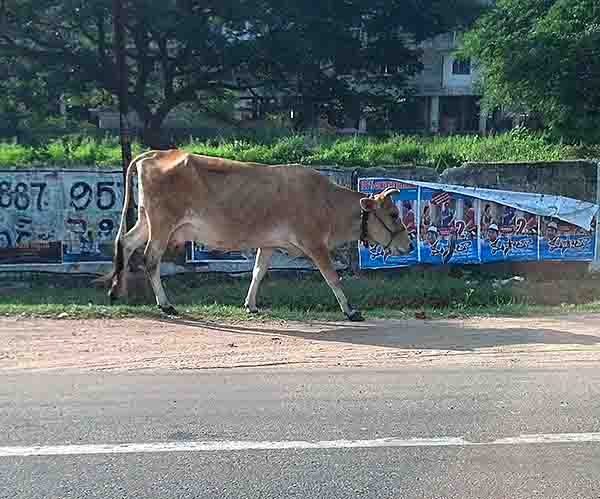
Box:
[140,150,340,249]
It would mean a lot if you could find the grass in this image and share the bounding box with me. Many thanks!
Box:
[1,129,598,170]
[2,271,600,322]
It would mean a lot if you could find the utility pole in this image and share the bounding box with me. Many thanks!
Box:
[112,0,135,229]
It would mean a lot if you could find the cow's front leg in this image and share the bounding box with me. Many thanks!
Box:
[305,246,364,322]
[244,248,274,313]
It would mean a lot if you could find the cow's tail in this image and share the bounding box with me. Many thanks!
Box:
[94,152,144,287]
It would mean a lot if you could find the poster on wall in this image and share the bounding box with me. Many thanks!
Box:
[357,178,418,269]
[539,216,596,261]
[479,201,539,262]
[419,188,479,265]
[357,176,598,270]
[185,242,253,263]
[0,170,63,264]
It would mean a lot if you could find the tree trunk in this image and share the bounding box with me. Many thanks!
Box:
[142,116,168,149]
[292,97,318,131]
[302,97,318,130]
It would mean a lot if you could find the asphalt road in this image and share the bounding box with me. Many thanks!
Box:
[2,367,600,498]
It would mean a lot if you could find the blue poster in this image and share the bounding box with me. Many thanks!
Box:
[419,188,479,265]
[358,178,418,269]
[356,177,597,269]
[479,201,539,262]
[186,242,251,262]
[539,217,596,261]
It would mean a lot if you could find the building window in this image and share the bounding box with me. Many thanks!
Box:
[452,58,471,75]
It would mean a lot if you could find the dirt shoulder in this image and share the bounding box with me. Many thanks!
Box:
[2,314,600,372]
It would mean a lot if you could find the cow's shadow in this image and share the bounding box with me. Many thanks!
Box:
[159,314,600,352]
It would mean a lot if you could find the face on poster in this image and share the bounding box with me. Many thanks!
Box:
[419,188,479,264]
[539,216,595,261]
[357,178,418,269]
[479,201,539,262]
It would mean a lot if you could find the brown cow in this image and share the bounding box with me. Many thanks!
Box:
[101,149,413,321]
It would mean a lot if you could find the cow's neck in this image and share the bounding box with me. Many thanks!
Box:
[329,186,365,245]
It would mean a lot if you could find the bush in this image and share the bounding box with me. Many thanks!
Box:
[1,130,597,170]
[0,141,37,165]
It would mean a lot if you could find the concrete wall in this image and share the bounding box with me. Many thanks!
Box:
[0,160,597,275]
[411,33,479,98]
[441,161,598,203]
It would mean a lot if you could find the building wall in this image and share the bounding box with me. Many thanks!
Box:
[411,32,479,98]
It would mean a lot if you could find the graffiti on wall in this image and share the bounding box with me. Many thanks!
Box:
[0,169,310,269]
[0,170,124,264]
[61,172,124,262]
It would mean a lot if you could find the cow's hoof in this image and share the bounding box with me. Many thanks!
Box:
[346,310,364,322]
[246,306,259,315]
[159,305,179,316]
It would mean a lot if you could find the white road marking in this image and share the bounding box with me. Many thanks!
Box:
[2,433,600,458]
[492,433,600,445]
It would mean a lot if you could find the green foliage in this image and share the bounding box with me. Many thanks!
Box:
[0,141,37,165]
[0,136,143,166]
[1,131,598,169]
[462,0,600,142]
[1,0,481,145]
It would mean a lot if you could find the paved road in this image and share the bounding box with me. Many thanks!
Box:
[2,367,600,498]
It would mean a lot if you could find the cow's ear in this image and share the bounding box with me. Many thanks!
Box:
[360,197,378,211]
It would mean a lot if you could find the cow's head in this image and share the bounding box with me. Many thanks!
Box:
[360,188,414,256]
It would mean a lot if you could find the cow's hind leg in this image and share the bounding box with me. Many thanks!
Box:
[304,245,363,322]
[109,214,149,303]
[244,248,274,313]
[144,238,177,315]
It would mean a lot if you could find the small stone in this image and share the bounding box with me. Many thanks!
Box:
[57,312,69,319]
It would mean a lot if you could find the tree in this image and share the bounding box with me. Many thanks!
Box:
[1,0,259,146]
[0,52,109,136]
[1,0,481,146]
[461,0,600,142]
[245,0,483,129]
[0,56,55,132]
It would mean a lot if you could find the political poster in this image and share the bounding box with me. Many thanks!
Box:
[357,176,598,270]
[357,178,418,269]
[539,217,596,261]
[419,188,479,265]
[479,201,539,262]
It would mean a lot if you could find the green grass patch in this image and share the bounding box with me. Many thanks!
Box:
[2,129,598,170]
[2,272,600,322]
